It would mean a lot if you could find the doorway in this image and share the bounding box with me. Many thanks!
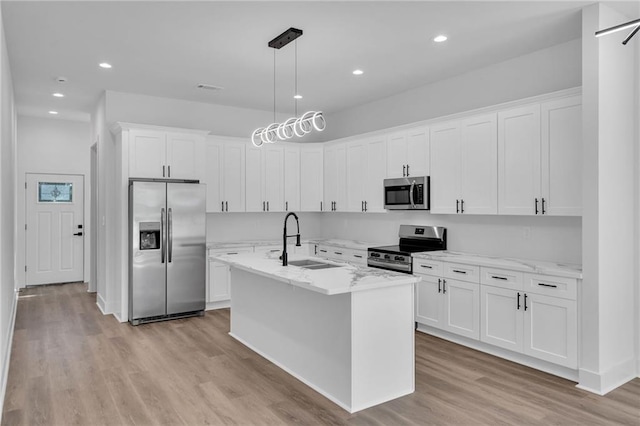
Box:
[25,173,84,285]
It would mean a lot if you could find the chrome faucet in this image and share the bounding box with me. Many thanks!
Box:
[281,212,301,266]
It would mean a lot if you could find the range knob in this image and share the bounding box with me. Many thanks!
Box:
[370,252,380,258]
[394,255,404,261]
[384,254,390,260]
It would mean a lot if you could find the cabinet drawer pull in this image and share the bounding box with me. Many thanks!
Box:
[334,252,342,255]
[319,249,327,253]
[420,265,433,269]
[227,252,238,255]
[452,269,467,274]
[537,283,558,288]
[269,249,279,253]
[491,275,508,280]
[353,255,363,258]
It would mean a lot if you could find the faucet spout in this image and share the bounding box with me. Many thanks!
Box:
[282,212,301,266]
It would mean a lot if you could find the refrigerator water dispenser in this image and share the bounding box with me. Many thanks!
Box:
[139,222,160,250]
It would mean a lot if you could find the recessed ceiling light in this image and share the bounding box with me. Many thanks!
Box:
[48,111,58,115]
[294,94,303,99]
[99,62,112,69]
[352,69,364,75]
[52,93,64,98]
[433,35,448,43]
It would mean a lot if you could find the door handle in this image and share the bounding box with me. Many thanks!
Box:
[168,208,173,263]
[535,198,539,215]
[263,201,265,211]
[541,198,546,215]
[267,201,269,211]
[160,208,166,263]
[403,165,406,177]
[73,232,83,236]
[362,201,364,212]
[438,278,441,293]
[456,199,459,214]
[364,201,367,212]
[168,165,171,177]
[406,164,410,176]
[442,279,447,294]
[461,199,464,213]
[163,165,166,177]
[225,201,228,212]
[517,292,521,310]
[524,294,528,311]
[286,201,288,211]
[222,201,224,212]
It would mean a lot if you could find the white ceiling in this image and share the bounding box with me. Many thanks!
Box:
[1,1,638,122]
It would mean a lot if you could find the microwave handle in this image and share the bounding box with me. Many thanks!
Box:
[409,180,415,208]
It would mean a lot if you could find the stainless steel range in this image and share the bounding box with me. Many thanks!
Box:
[368,225,446,274]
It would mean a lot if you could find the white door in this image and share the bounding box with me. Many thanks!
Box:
[442,279,480,340]
[204,139,223,212]
[245,144,263,212]
[386,132,407,178]
[415,275,444,329]
[283,145,300,212]
[128,130,166,179]
[406,126,429,177]
[346,140,366,212]
[26,174,84,285]
[166,133,203,180]
[480,285,523,352]
[263,145,285,212]
[223,142,245,212]
[430,122,460,214]
[300,145,324,212]
[365,136,387,212]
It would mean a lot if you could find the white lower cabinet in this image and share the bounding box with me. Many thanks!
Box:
[480,270,578,369]
[207,247,253,307]
[415,260,480,340]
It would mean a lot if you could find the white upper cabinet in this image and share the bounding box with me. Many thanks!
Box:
[324,143,347,212]
[283,145,300,212]
[346,139,367,212]
[245,144,284,212]
[498,95,581,216]
[498,104,542,215]
[460,114,498,214]
[430,122,461,214]
[203,137,245,212]
[430,114,497,215]
[540,96,582,216]
[128,128,204,180]
[365,135,387,212]
[300,144,324,212]
[386,126,429,178]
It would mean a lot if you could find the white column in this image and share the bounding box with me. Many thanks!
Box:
[580,2,638,394]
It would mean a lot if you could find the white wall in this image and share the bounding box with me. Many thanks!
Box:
[321,213,581,264]
[580,3,637,394]
[207,212,323,243]
[105,91,319,141]
[321,39,582,140]
[0,4,17,413]
[15,116,91,289]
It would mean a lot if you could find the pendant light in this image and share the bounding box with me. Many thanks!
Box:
[251,27,326,147]
[595,18,640,45]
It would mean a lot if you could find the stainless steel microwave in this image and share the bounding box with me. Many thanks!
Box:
[383,176,430,210]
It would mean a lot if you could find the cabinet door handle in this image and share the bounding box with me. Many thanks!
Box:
[491,275,507,280]
[334,251,342,255]
[420,265,433,269]
[442,279,446,294]
[168,165,171,177]
[319,249,327,253]
[406,164,410,176]
[402,165,406,177]
[517,292,521,310]
[263,201,265,211]
[537,283,558,288]
[286,201,288,211]
[461,199,464,214]
[221,201,224,212]
[163,165,166,177]
[362,201,364,212]
[535,198,539,215]
[456,199,460,214]
[364,201,368,212]
[225,201,228,212]
[541,198,546,215]
[320,201,323,211]
[267,201,269,211]
[438,278,441,293]
[452,269,467,274]
[524,294,528,311]
[227,252,238,255]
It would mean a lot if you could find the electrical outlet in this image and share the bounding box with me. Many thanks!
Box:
[523,227,531,239]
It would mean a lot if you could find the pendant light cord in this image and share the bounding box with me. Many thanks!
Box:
[295,39,298,117]
[273,49,276,123]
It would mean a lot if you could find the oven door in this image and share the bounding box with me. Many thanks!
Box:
[383,176,428,210]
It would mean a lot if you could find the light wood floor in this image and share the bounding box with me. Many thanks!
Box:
[2,282,639,425]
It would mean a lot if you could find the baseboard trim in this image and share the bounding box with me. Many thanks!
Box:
[206,300,230,311]
[578,357,637,395]
[96,293,108,314]
[0,290,19,415]
[416,324,578,382]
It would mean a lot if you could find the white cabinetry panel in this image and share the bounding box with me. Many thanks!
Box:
[300,145,324,212]
[129,130,167,179]
[284,145,300,212]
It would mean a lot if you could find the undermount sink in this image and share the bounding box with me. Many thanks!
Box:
[288,259,343,270]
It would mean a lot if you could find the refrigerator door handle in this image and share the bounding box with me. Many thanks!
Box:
[168,208,173,263]
[160,207,166,264]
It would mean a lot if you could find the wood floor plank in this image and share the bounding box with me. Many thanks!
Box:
[2,282,639,426]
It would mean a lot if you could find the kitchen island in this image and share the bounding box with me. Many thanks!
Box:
[213,251,420,413]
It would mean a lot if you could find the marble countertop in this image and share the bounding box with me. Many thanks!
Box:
[212,251,419,295]
[207,238,379,251]
[412,251,582,279]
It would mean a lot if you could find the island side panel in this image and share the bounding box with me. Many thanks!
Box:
[350,283,415,412]
[229,268,353,410]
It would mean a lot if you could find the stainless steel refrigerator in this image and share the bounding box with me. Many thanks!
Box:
[129,179,206,325]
